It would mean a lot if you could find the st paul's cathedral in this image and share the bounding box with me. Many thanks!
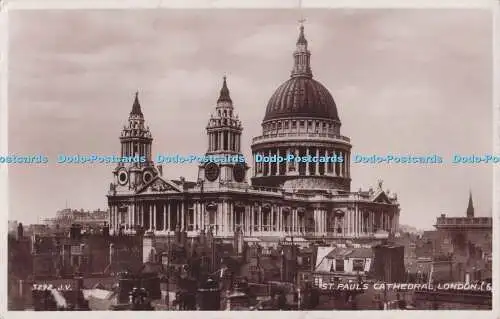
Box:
[107,24,401,247]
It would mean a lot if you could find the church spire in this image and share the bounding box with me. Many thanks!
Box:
[297,22,307,45]
[466,191,475,218]
[217,76,232,104]
[130,91,143,117]
[291,21,312,78]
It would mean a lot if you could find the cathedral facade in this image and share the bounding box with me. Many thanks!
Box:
[107,24,400,245]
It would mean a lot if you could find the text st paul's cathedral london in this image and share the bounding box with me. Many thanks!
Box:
[107,24,401,247]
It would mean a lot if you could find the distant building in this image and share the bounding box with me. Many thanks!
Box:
[8,220,19,235]
[42,209,108,230]
[433,192,492,282]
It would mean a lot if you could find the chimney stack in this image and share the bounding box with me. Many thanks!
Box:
[17,222,24,240]
[74,276,84,309]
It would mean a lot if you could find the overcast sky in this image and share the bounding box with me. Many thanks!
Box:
[7,9,493,230]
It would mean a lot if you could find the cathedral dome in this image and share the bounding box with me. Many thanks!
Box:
[261,24,340,123]
[263,76,339,122]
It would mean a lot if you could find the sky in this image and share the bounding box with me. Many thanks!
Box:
[7,8,493,230]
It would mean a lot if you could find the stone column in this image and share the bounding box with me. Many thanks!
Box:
[270,206,274,233]
[276,150,280,176]
[130,204,135,230]
[315,148,320,175]
[126,205,131,230]
[278,208,282,232]
[115,206,121,230]
[313,209,317,234]
[317,210,321,234]
[348,209,352,236]
[286,148,290,173]
[163,204,167,231]
[223,201,228,234]
[140,205,144,227]
[181,202,185,231]
[166,203,171,231]
[218,201,223,234]
[346,152,350,177]
[323,149,327,175]
[324,211,327,233]
[358,209,362,235]
[250,206,254,232]
[175,202,180,228]
[117,206,120,230]
[259,206,263,232]
[149,204,153,231]
[338,151,343,177]
[356,208,360,236]
[228,202,232,233]
[253,153,257,177]
[306,148,310,175]
[294,148,300,175]
[337,150,342,177]
[268,149,272,176]
[244,206,248,234]
[201,202,206,230]
[153,204,157,231]
[196,202,200,231]
[110,206,114,230]
[353,208,357,236]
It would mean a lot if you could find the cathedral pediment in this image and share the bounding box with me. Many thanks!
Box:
[372,191,391,204]
[136,176,182,194]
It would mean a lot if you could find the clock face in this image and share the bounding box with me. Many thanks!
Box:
[143,169,154,184]
[204,162,220,182]
[233,164,246,182]
[118,169,129,186]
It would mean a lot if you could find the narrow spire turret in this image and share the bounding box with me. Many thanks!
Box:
[466,191,475,218]
[217,76,232,104]
[297,23,307,45]
[204,75,244,157]
[130,91,143,117]
[291,21,312,78]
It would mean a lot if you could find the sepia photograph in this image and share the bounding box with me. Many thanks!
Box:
[5,6,494,311]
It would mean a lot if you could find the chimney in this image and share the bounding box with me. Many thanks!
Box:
[17,222,24,240]
[74,276,84,309]
[179,176,188,191]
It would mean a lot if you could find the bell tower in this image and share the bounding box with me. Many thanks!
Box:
[112,92,159,193]
[198,76,248,187]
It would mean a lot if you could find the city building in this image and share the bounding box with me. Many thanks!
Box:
[107,23,401,246]
[432,192,492,282]
[42,209,109,230]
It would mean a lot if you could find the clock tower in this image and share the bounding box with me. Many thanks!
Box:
[112,92,159,193]
[198,76,249,188]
